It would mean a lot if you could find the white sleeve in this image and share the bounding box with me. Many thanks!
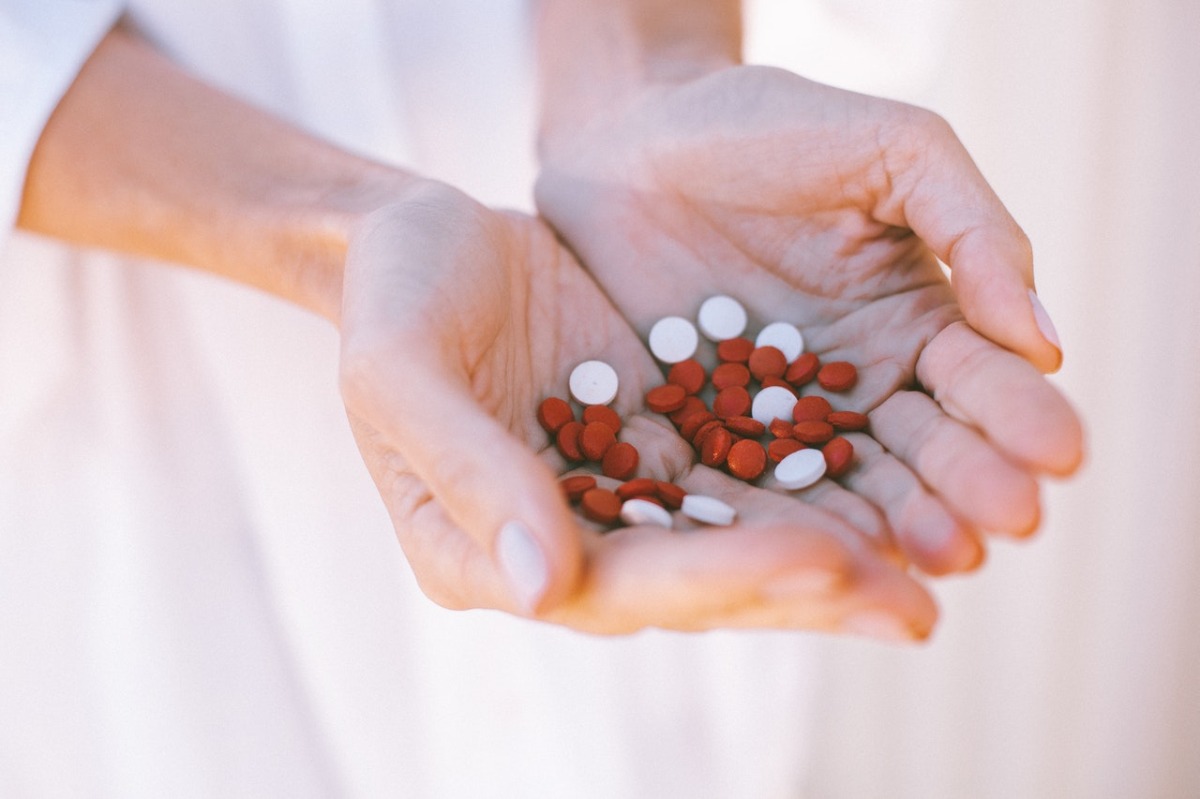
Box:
[0,0,123,249]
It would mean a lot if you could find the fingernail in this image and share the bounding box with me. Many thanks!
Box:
[496,520,549,613]
[1029,290,1062,352]
[841,611,917,643]
[761,569,844,600]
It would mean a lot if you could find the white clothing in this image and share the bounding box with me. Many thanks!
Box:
[0,3,820,798]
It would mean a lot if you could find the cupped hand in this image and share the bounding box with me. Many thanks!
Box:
[337,180,936,638]
[535,66,1085,575]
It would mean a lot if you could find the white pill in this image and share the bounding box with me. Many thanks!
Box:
[696,295,748,341]
[620,498,674,529]
[751,385,798,426]
[569,360,619,406]
[774,448,827,490]
[681,494,737,526]
[756,321,805,362]
[648,316,699,363]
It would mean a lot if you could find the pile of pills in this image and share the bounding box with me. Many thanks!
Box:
[538,295,865,532]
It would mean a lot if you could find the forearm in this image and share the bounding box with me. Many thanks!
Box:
[17,24,419,323]
[535,0,742,153]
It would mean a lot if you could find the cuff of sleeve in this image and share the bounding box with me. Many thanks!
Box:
[0,1,124,253]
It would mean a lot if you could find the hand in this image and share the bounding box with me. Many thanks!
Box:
[535,66,1085,574]
[337,180,937,637]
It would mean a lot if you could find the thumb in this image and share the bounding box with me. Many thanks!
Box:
[880,110,1063,373]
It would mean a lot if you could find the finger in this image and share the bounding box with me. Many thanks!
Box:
[869,390,1041,537]
[873,107,1063,373]
[836,432,985,575]
[341,347,582,615]
[917,321,1085,476]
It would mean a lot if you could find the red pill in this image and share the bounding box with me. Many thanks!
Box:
[580,488,622,525]
[793,420,835,445]
[601,441,640,480]
[645,384,688,414]
[559,474,597,502]
[669,396,708,426]
[711,362,751,390]
[748,346,788,381]
[680,410,718,441]
[690,419,724,449]
[699,426,733,468]
[616,477,659,501]
[769,418,796,439]
[724,415,766,438]
[726,439,767,481]
[580,421,617,460]
[818,361,858,392]
[556,421,585,461]
[716,337,755,363]
[537,397,574,434]
[655,481,687,510]
[785,353,820,387]
[713,385,752,419]
[760,376,795,393]
[792,395,834,423]
[667,359,706,395]
[827,410,869,432]
[823,436,855,478]
[767,438,805,463]
[583,404,622,434]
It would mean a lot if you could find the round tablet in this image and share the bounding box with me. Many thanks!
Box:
[680,494,737,526]
[774,448,827,491]
[755,322,805,362]
[697,295,748,341]
[569,360,619,406]
[751,385,799,426]
[648,316,699,363]
[620,498,674,528]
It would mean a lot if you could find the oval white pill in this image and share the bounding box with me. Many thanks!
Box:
[774,448,827,490]
[696,295,748,341]
[569,360,619,406]
[620,498,674,528]
[756,321,805,362]
[648,316,699,363]
[681,494,737,526]
[751,385,798,426]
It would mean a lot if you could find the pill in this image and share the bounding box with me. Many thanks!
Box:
[616,477,659,501]
[689,419,725,449]
[655,481,687,510]
[716,337,755,363]
[699,425,733,468]
[711,362,751,390]
[580,488,623,524]
[723,416,766,438]
[537,397,575,434]
[793,420,835,445]
[774,448,827,490]
[667,359,706,395]
[748,346,788,382]
[792,395,834,423]
[768,418,796,439]
[767,437,805,463]
[823,436,855,478]
[726,439,767,481]
[756,321,805,362]
[620,497,674,528]
[601,441,640,480]
[582,404,622,434]
[559,474,597,502]
[784,353,821,387]
[580,421,617,460]
[645,383,688,414]
[817,361,858,391]
[648,316,699,363]
[681,494,737,526]
[556,420,585,461]
[760,376,796,393]
[679,410,718,441]
[713,385,752,419]
[696,295,749,341]
[669,395,708,425]
[751,385,798,426]
[569,360,619,406]
[827,410,869,432]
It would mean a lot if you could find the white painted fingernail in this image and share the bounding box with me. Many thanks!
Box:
[841,611,917,643]
[1029,290,1062,352]
[496,521,548,613]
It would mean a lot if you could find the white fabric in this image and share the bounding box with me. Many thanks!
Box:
[0,2,821,797]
